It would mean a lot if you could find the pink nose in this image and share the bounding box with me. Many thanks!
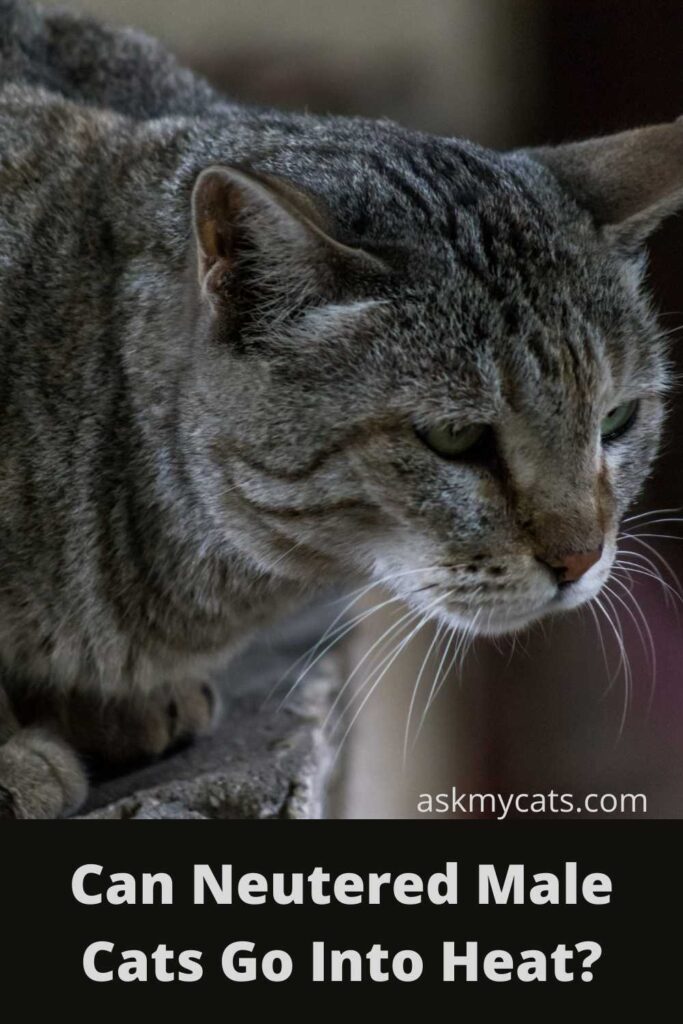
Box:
[544,548,603,584]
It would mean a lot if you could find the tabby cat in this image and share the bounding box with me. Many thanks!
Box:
[0,1,680,816]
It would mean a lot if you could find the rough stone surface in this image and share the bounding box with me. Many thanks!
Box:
[81,601,347,819]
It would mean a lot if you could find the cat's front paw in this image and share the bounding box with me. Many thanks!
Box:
[0,728,87,819]
[70,679,221,764]
[148,679,220,757]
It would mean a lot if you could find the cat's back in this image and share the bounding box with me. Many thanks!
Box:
[0,0,222,118]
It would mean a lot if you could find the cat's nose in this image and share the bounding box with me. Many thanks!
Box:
[538,546,603,586]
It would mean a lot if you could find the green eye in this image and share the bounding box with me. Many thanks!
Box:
[418,422,489,459]
[600,400,639,443]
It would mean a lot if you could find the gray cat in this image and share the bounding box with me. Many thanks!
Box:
[0,1,681,817]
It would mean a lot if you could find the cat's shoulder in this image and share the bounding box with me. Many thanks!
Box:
[0,82,132,195]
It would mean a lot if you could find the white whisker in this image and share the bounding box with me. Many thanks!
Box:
[599,590,632,737]
[411,624,458,749]
[622,506,683,525]
[605,578,656,710]
[323,602,422,729]
[267,563,447,709]
[621,533,682,598]
[329,590,454,757]
[330,610,432,760]
[585,601,615,689]
[402,620,446,766]
[431,607,482,708]
[614,559,682,611]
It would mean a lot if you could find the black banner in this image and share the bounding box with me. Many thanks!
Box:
[1,822,676,1008]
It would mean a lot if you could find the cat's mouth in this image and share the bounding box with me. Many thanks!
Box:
[436,560,612,637]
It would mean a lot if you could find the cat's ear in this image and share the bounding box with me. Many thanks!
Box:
[191,165,383,305]
[525,118,683,251]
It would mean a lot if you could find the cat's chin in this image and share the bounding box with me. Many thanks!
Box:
[455,608,549,637]
[440,587,602,637]
[432,602,546,637]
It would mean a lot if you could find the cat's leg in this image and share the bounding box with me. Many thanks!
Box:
[16,679,220,764]
[0,685,87,819]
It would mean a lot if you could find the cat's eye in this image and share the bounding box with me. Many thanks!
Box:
[417,422,490,459]
[600,400,639,443]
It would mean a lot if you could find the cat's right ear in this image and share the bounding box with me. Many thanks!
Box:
[191,164,384,306]
[524,118,683,251]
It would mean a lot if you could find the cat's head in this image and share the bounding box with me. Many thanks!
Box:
[185,118,683,635]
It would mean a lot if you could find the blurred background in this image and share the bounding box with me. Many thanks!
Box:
[41,0,683,817]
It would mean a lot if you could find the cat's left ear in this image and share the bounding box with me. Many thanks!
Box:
[191,164,383,305]
[524,118,683,251]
